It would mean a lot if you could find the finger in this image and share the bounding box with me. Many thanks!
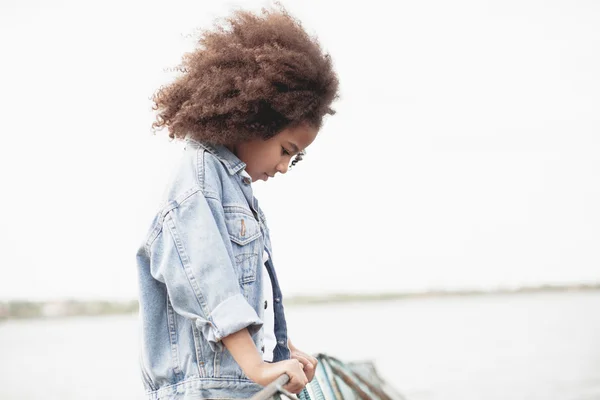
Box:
[292,353,311,370]
[291,356,313,383]
[283,383,301,394]
[295,353,316,382]
[284,379,306,394]
[286,360,308,383]
[294,350,318,368]
[303,364,315,382]
[297,354,318,378]
[295,360,309,383]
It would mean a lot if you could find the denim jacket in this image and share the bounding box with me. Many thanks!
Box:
[135,138,290,399]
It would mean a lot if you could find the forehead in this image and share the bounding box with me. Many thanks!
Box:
[277,124,319,150]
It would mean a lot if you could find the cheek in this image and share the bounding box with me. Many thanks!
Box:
[244,150,268,173]
[241,141,280,173]
[254,147,277,167]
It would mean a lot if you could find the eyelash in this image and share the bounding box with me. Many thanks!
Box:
[281,147,291,156]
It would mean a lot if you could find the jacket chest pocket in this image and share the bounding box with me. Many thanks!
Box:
[224,210,261,284]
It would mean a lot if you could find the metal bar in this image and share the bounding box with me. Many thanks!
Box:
[248,374,290,400]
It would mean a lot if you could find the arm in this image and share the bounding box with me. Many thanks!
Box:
[149,190,262,351]
[149,191,308,392]
[222,328,308,393]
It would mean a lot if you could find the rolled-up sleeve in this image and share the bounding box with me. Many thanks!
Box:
[148,189,262,352]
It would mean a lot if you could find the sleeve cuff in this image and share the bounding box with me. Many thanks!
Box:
[195,293,263,352]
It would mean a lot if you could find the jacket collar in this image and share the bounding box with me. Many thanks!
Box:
[186,137,246,176]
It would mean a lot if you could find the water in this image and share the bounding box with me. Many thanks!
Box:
[1,292,599,400]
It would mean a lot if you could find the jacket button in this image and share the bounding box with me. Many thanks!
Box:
[264,300,268,309]
[242,177,251,185]
[274,297,281,303]
[261,346,265,353]
[278,340,285,346]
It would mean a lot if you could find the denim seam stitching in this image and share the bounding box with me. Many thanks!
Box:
[166,297,184,380]
[196,148,205,192]
[148,376,257,399]
[164,213,211,318]
[145,186,201,251]
[190,324,206,378]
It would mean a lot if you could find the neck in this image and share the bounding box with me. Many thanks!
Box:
[224,144,238,157]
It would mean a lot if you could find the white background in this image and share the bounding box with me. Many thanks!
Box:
[0,0,598,300]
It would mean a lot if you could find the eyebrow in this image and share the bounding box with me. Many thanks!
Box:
[287,141,300,154]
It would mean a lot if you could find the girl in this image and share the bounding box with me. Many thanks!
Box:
[136,5,339,400]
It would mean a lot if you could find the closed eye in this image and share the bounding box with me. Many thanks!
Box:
[281,146,291,156]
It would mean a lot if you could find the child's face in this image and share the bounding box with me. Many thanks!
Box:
[231,124,319,182]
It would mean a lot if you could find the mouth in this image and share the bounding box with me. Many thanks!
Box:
[262,173,274,181]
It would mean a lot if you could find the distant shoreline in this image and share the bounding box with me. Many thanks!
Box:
[1,283,598,320]
[284,282,600,305]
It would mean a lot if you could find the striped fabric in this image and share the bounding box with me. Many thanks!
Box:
[261,353,407,400]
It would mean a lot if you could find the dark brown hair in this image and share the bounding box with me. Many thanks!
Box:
[151,5,339,145]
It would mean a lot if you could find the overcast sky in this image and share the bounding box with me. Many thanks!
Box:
[0,0,598,300]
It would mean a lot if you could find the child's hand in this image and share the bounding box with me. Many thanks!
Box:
[221,329,308,393]
[288,339,318,382]
[249,359,308,394]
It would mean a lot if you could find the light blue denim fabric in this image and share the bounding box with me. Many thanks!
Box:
[135,137,290,399]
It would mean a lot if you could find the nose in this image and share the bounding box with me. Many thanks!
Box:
[276,161,289,175]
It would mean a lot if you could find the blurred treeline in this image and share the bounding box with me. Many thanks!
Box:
[2,282,599,321]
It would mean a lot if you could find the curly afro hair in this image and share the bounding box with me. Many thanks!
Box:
[151,5,340,145]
